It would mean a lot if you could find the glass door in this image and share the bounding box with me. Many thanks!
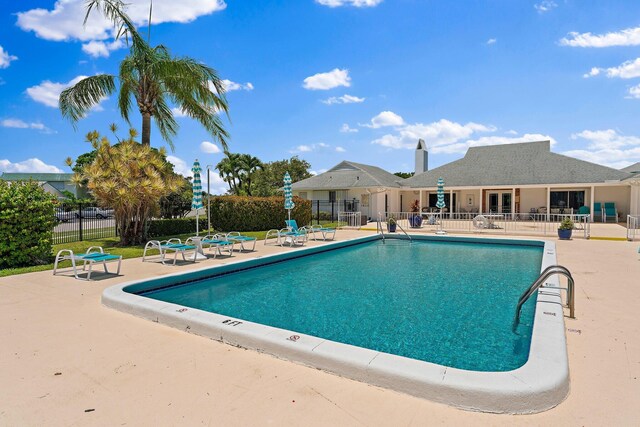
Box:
[489,193,499,213]
[502,193,512,213]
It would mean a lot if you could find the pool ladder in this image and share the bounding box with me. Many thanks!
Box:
[377,213,412,243]
[512,265,575,331]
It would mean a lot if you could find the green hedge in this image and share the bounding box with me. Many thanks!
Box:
[0,180,56,268]
[210,196,311,232]
[147,217,200,237]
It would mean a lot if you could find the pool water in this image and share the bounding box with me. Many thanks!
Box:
[137,239,543,372]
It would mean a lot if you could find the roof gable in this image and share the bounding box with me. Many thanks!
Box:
[291,160,401,190]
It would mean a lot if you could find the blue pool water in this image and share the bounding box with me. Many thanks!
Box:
[136,238,543,372]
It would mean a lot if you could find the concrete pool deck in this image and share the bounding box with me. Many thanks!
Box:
[1,231,639,425]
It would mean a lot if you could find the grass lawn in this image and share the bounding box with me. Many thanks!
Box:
[0,230,269,278]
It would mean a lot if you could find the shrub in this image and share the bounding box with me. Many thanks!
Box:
[147,217,200,237]
[0,180,56,268]
[210,196,311,232]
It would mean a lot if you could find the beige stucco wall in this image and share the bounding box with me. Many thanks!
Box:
[594,185,631,218]
[520,188,548,214]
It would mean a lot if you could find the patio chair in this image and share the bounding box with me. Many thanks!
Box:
[593,202,603,222]
[309,224,336,241]
[142,238,197,265]
[225,231,257,251]
[53,246,122,280]
[192,234,235,258]
[604,202,618,223]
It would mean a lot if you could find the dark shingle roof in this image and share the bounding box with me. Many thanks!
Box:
[291,160,402,190]
[402,140,632,188]
[0,172,73,182]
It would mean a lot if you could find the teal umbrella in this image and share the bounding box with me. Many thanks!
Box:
[284,172,295,222]
[192,159,203,236]
[436,177,446,210]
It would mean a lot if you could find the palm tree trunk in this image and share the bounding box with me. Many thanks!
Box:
[142,113,152,146]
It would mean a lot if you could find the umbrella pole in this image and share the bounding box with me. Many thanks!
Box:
[196,209,199,236]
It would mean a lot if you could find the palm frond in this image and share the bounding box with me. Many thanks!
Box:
[59,74,116,124]
[153,96,179,151]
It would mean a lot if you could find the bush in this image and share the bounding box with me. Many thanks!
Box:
[0,180,56,268]
[210,196,311,232]
[147,217,200,237]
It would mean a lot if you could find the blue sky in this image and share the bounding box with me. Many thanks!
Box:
[2,0,640,193]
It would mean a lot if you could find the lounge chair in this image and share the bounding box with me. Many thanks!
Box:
[142,238,197,265]
[593,202,603,222]
[225,231,257,252]
[53,246,122,280]
[265,221,308,247]
[604,202,618,223]
[191,234,234,258]
[308,224,336,241]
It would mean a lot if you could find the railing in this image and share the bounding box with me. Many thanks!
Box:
[311,199,360,224]
[627,215,640,241]
[394,219,412,242]
[338,211,362,227]
[512,265,575,331]
[379,211,591,239]
[376,215,385,242]
[53,203,117,245]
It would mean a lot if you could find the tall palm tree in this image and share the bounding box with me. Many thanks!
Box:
[238,154,263,196]
[59,0,229,149]
[216,153,242,195]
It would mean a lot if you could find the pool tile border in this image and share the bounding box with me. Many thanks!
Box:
[102,235,569,414]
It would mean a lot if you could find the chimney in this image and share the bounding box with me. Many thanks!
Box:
[415,139,428,174]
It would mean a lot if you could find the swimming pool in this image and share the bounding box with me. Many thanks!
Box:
[103,235,569,413]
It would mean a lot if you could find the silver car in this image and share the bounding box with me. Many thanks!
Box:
[76,207,114,219]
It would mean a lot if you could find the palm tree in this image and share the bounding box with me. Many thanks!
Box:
[238,154,263,196]
[59,0,229,149]
[216,153,242,195]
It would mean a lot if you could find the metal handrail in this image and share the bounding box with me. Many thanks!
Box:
[512,265,575,331]
[376,213,385,242]
[395,221,412,242]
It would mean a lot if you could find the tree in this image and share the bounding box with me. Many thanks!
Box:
[215,152,264,196]
[69,128,181,245]
[252,156,313,197]
[238,154,263,196]
[59,0,229,149]
[394,172,415,179]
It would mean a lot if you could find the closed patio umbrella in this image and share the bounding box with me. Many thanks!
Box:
[284,172,295,223]
[436,177,446,234]
[192,159,203,236]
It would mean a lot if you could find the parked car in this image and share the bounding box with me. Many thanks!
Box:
[75,207,114,219]
[55,208,75,223]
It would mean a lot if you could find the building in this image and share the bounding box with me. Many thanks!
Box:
[0,172,85,199]
[291,140,640,221]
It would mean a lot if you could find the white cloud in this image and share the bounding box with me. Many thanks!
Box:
[289,143,339,154]
[628,84,640,99]
[0,45,18,68]
[583,67,601,78]
[309,168,328,176]
[534,1,557,13]
[81,39,124,58]
[322,94,365,105]
[506,130,518,135]
[560,26,640,48]
[316,0,383,7]
[17,0,227,42]
[167,155,227,194]
[371,118,497,151]
[222,79,254,92]
[167,155,192,177]
[362,111,405,128]
[171,107,188,118]
[1,118,53,133]
[563,129,640,168]
[303,68,351,90]
[340,123,358,133]
[486,38,497,45]
[0,158,63,173]
[26,75,109,109]
[335,146,346,152]
[200,141,221,154]
[291,145,313,153]
[602,58,640,79]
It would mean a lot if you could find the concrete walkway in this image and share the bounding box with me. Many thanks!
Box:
[1,231,639,426]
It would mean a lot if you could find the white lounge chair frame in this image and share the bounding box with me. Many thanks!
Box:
[193,234,235,258]
[225,232,257,252]
[53,246,122,280]
[309,225,336,241]
[142,238,197,265]
[264,228,307,247]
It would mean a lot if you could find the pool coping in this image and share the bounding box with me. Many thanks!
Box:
[102,234,569,414]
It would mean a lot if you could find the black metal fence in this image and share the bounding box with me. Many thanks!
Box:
[53,203,117,245]
[310,199,360,224]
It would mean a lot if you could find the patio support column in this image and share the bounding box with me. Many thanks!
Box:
[419,189,423,211]
[590,186,595,222]
[511,188,516,216]
[479,188,483,213]
[450,189,453,214]
[546,187,551,222]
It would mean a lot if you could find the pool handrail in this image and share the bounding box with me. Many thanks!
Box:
[513,264,574,331]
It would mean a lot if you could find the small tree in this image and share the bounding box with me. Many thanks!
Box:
[70,128,180,245]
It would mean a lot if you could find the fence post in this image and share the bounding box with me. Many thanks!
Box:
[78,202,83,241]
[331,201,335,222]
[316,200,320,225]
